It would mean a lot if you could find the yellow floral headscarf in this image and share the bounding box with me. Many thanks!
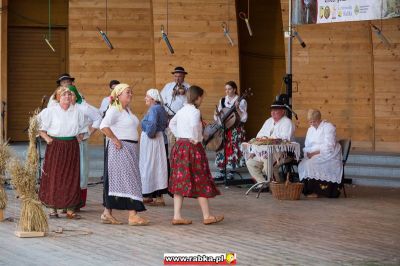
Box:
[110,83,130,111]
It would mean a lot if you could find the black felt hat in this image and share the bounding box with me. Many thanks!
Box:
[56,73,75,85]
[171,66,188,75]
[270,100,286,109]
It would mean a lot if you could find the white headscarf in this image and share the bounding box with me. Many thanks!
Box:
[146,88,163,104]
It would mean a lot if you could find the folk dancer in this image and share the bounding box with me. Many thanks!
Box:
[38,87,85,219]
[140,89,169,206]
[168,85,223,225]
[100,83,148,225]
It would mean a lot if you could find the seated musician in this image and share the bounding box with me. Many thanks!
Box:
[245,100,295,183]
[298,109,343,198]
[214,81,248,179]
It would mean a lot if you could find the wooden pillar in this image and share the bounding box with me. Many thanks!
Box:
[0,0,7,142]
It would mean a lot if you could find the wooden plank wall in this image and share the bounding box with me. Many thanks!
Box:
[373,19,400,152]
[152,0,239,123]
[280,0,400,152]
[69,0,155,143]
[237,0,286,138]
[8,28,66,141]
[7,0,68,141]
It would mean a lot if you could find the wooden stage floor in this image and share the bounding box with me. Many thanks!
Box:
[0,184,399,265]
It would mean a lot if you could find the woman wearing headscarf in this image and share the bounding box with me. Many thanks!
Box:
[140,89,169,206]
[67,85,102,209]
[100,83,148,225]
[38,87,85,219]
[299,109,343,198]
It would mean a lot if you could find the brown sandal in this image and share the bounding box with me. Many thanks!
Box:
[66,212,81,220]
[203,215,224,225]
[101,214,123,225]
[128,215,149,226]
[172,218,192,225]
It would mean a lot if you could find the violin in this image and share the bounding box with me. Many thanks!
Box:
[203,88,253,151]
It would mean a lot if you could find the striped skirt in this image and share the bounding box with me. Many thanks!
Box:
[103,140,145,211]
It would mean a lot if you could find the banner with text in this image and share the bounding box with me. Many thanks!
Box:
[293,0,400,25]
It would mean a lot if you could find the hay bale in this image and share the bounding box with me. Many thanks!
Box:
[0,142,11,210]
[7,111,48,233]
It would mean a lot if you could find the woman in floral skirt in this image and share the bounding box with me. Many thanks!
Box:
[168,85,224,225]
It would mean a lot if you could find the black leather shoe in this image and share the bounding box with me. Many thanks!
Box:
[251,186,269,193]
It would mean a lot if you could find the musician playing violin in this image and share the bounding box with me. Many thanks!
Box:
[214,81,248,179]
[160,66,191,117]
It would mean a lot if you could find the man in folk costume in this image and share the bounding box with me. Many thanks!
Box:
[245,100,295,184]
[160,66,190,118]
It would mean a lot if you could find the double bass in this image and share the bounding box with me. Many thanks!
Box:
[203,88,252,151]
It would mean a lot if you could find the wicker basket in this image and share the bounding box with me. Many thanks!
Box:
[270,174,304,200]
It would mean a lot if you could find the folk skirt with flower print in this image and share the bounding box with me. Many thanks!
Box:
[169,139,220,198]
[215,125,246,170]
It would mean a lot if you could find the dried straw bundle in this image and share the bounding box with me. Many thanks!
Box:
[0,177,7,210]
[8,112,48,232]
[0,142,11,210]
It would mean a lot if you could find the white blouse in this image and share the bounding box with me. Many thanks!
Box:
[76,101,103,139]
[169,104,202,143]
[214,95,248,123]
[38,104,85,137]
[100,106,139,141]
[303,120,337,156]
[256,116,295,141]
[299,120,343,183]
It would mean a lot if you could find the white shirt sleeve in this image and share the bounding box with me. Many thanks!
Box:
[190,108,202,142]
[279,119,295,141]
[256,120,270,137]
[320,122,336,155]
[303,127,313,154]
[38,108,51,131]
[83,103,102,129]
[239,99,248,123]
[78,108,86,134]
[99,97,110,114]
[168,114,178,137]
[100,106,117,129]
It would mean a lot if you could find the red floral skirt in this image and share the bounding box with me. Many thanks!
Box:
[39,139,81,209]
[169,139,220,198]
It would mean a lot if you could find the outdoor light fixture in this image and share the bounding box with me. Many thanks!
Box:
[239,0,253,36]
[222,22,234,46]
[371,23,391,48]
[97,27,114,50]
[44,37,55,52]
[161,25,174,54]
[97,0,113,50]
[44,0,55,52]
[293,31,306,48]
